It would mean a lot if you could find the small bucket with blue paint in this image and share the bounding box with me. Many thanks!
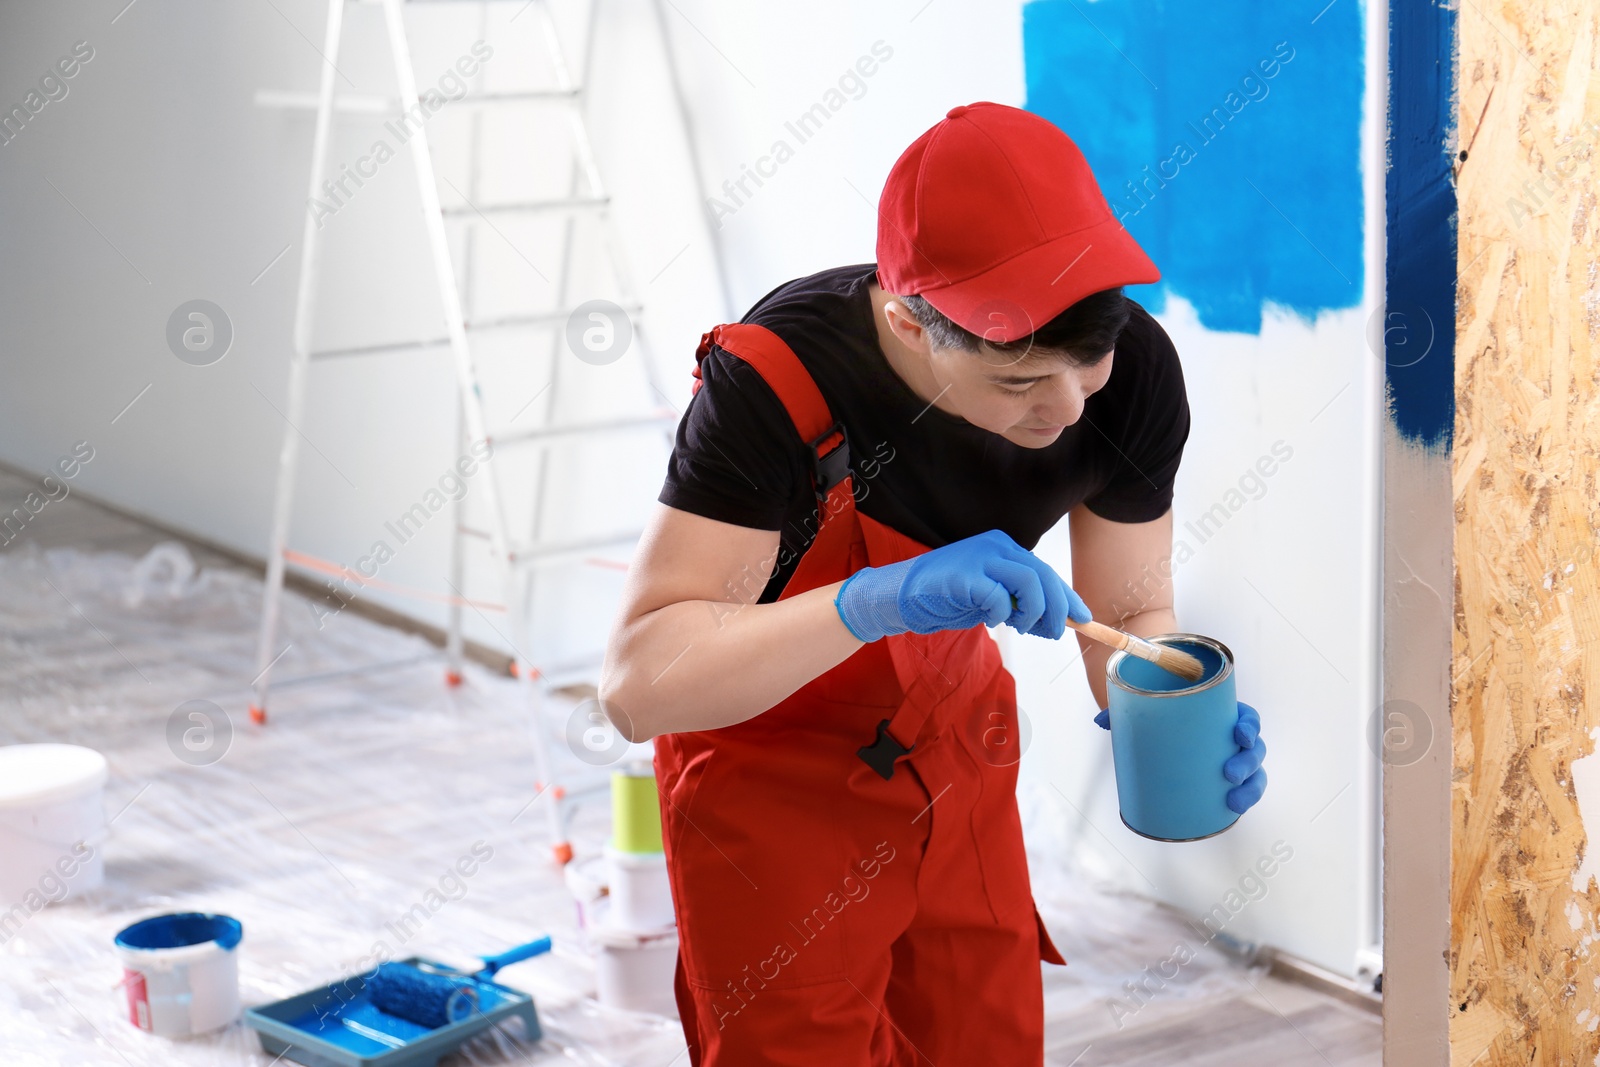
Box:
[114,912,242,1037]
[1106,634,1241,842]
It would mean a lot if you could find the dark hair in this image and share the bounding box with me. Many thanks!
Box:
[900,287,1130,365]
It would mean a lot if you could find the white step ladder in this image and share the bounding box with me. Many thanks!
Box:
[248,0,726,865]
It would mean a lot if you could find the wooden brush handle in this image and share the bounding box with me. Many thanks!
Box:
[1066,617,1204,681]
[1064,617,1138,652]
[1004,596,1152,662]
[1002,596,1137,655]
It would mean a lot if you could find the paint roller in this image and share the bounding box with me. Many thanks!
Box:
[361,936,552,1031]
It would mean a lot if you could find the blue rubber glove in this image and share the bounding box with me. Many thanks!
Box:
[835,529,1090,642]
[1095,700,1268,815]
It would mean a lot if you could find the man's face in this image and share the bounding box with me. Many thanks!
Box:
[927,342,1115,449]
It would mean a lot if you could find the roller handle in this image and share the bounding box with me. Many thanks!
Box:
[478,935,553,977]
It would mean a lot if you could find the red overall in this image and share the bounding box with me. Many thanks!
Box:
[656,323,1066,1066]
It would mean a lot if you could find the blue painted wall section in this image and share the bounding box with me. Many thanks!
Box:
[1022,0,1365,335]
[1384,0,1458,449]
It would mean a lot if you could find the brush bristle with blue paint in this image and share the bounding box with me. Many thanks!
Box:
[360,935,552,1032]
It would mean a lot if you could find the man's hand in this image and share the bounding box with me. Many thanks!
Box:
[1095,700,1268,814]
[1222,703,1267,813]
[835,529,1090,642]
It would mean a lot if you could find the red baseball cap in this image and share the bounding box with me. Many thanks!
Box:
[876,102,1161,344]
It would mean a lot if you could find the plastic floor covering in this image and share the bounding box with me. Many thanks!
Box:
[0,542,1278,1066]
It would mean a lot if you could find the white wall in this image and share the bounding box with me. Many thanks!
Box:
[0,0,1381,979]
[1006,0,1387,982]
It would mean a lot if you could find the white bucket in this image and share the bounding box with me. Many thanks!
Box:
[604,846,674,933]
[114,913,242,1037]
[589,901,678,1017]
[0,744,108,911]
[564,854,610,930]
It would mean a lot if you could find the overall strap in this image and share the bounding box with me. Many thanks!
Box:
[693,323,854,533]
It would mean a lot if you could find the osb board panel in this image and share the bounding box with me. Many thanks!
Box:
[1451,0,1600,1063]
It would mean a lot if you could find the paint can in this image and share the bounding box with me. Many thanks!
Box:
[565,854,678,1016]
[604,846,675,932]
[610,764,664,855]
[588,898,679,1017]
[0,744,108,906]
[564,853,610,930]
[114,912,242,1037]
[604,762,674,931]
[1106,633,1241,842]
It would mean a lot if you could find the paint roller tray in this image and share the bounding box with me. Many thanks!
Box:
[244,957,541,1067]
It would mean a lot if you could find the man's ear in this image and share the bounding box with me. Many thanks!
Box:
[881,297,931,354]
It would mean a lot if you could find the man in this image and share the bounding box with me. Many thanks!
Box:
[600,102,1268,1065]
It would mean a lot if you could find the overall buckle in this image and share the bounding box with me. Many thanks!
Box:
[858,718,914,780]
[808,422,850,501]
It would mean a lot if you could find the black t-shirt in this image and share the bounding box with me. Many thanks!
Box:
[659,263,1190,602]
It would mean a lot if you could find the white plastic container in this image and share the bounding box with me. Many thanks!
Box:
[564,854,610,930]
[0,744,108,907]
[604,846,674,932]
[114,913,243,1037]
[589,901,679,1018]
[566,856,679,1016]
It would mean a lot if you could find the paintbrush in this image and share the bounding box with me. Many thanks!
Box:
[1009,596,1207,682]
[1066,618,1207,682]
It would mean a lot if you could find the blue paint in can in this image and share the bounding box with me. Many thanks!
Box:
[1107,634,1241,842]
[115,912,243,952]
[113,912,243,1036]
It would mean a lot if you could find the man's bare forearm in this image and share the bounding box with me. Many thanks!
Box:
[598,580,864,741]
[1079,607,1179,710]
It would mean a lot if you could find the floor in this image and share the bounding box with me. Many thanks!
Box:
[0,468,1382,1066]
